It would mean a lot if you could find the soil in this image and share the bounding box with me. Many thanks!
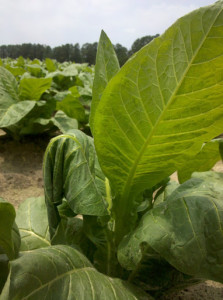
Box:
[0,129,223,299]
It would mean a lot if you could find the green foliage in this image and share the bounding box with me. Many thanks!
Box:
[19,77,52,101]
[0,60,94,138]
[16,197,50,251]
[0,199,20,260]
[1,2,223,299]
[90,30,120,134]
[178,138,223,182]
[93,0,223,241]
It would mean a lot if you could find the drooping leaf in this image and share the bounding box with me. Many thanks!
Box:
[118,172,223,284]
[19,77,52,101]
[127,246,200,298]
[16,197,50,251]
[90,30,120,134]
[1,245,150,300]
[0,199,20,260]
[178,138,223,183]
[51,216,83,248]
[94,2,223,239]
[43,130,108,237]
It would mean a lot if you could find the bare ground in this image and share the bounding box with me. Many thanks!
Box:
[0,129,223,299]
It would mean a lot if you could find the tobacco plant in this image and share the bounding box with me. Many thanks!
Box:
[1,1,223,299]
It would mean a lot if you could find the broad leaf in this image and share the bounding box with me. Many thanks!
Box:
[19,77,52,101]
[43,130,108,237]
[90,30,120,134]
[118,172,223,284]
[0,199,20,260]
[6,99,56,136]
[16,197,50,251]
[60,64,79,77]
[45,58,56,72]
[0,67,19,101]
[0,100,36,127]
[94,2,223,239]
[5,66,25,77]
[56,94,86,122]
[26,64,44,77]
[51,216,83,248]
[1,245,150,300]
[178,138,223,182]
[0,67,36,128]
[52,110,78,133]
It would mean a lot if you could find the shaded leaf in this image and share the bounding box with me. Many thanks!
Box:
[16,197,50,251]
[118,172,223,284]
[178,138,223,183]
[0,199,20,260]
[1,245,150,300]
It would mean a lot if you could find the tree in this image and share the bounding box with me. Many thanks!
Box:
[81,42,98,65]
[130,34,159,54]
[114,43,129,66]
[71,43,82,63]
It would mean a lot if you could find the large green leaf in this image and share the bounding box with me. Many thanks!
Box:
[56,94,86,122]
[0,67,19,101]
[16,197,50,251]
[43,130,108,237]
[26,64,44,77]
[19,77,52,100]
[0,199,20,260]
[0,100,36,128]
[45,58,56,72]
[1,245,150,300]
[118,172,223,283]
[90,30,120,134]
[5,100,56,136]
[5,66,26,77]
[178,138,223,182]
[94,2,223,239]
[0,67,36,128]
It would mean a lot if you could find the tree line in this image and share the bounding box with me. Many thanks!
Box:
[0,34,159,66]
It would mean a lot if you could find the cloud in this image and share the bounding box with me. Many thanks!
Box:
[0,0,214,48]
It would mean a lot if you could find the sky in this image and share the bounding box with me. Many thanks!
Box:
[0,0,215,49]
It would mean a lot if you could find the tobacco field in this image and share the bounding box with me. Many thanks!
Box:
[1,1,223,299]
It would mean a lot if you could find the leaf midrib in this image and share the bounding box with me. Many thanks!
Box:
[120,6,223,203]
[20,229,50,246]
